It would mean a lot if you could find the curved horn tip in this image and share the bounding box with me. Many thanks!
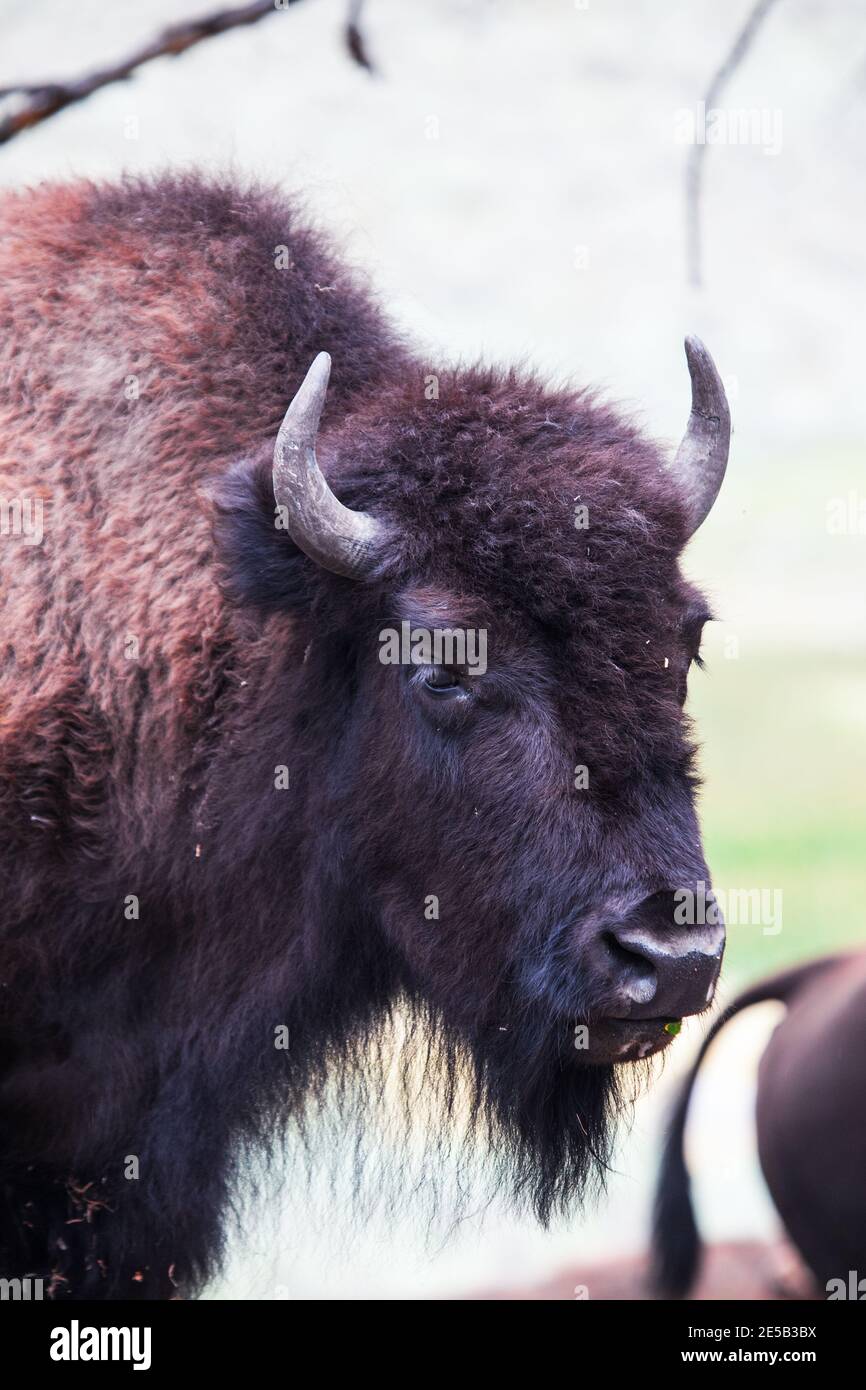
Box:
[290,351,331,417]
[684,334,708,377]
[684,333,708,361]
[672,334,731,537]
[273,350,389,580]
[682,336,729,415]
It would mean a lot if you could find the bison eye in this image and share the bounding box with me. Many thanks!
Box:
[422,666,462,694]
[408,665,477,723]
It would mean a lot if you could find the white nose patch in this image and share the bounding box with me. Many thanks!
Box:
[615,926,724,960]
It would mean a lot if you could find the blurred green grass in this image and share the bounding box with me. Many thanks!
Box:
[690,641,866,986]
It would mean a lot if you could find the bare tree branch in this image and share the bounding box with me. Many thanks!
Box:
[686,0,782,287]
[0,0,375,148]
[345,0,377,75]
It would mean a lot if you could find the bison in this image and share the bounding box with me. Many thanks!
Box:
[0,173,729,1299]
[652,950,866,1298]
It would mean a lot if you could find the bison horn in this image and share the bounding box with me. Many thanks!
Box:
[671,336,731,537]
[273,352,388,579]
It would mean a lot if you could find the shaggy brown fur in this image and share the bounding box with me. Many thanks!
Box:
[0,173,716,1299]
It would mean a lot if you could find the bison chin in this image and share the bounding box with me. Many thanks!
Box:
[425,1005,636,1225]
[288,998,642,1233]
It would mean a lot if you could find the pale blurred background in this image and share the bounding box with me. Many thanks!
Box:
[1,0,863,1297]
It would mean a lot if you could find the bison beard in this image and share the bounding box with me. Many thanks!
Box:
[0,1021,623,1302]
[0,172,725,1299]
[0,974,626,1299]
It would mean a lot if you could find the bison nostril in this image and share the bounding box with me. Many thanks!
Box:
[602,891,725,1019]
[603,930,658,1006]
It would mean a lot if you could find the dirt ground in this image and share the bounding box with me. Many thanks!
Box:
[468,1241,819,1301]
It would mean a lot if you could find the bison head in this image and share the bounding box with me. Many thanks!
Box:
[216,339,729,1221]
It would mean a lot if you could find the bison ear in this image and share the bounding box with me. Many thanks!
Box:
[211,449,315,612]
